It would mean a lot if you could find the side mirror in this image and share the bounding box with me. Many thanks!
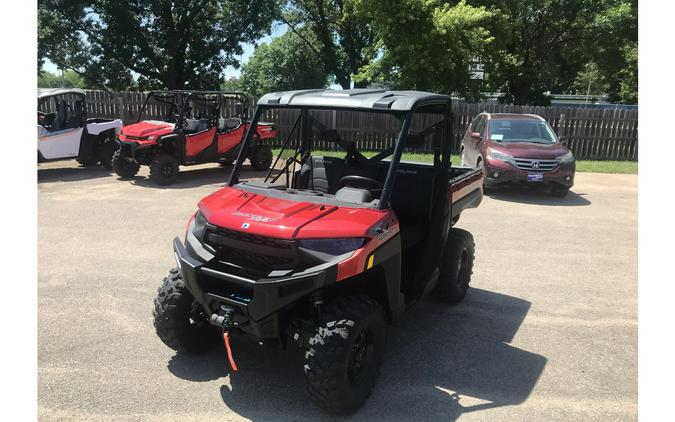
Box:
[470,132,482,140]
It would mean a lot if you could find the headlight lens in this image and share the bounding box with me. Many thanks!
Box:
[192,211,208,241]
[487,148,514,162]
[557,151,575,163]
[299,238,367,256]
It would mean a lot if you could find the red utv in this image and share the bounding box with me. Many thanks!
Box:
[152,89,484,414]
[112,91,276,185]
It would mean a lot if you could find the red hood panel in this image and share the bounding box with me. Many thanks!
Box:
[198,186,388,239]
[490,142,569,159]
[121,121,175,138]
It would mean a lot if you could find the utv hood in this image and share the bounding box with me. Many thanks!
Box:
[198,186,390,240]
[120,120,175,139]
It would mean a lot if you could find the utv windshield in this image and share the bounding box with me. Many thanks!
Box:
[230,104,449,210]
[488,119,557,144]
[137,92,189,123]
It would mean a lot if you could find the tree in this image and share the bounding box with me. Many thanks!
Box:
[239,30,329,96]
[38,0,277,90]
[38,70,89,88]
[280,0,374,89]
[353,0,495,99]
[475,0,635,105]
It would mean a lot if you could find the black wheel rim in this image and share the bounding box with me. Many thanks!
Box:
[161,163,174,178]
[348,329,375,384]
[457,249,470,290]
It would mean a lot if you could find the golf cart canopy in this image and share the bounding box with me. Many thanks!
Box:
[38,88,85,100]
[257,89,450,111]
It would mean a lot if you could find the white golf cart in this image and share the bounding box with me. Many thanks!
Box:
[38,88,123,169]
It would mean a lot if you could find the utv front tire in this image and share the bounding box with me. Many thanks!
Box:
[433,228,475,303]
[249,144,273,171]
[304,295,386,415]
[149,154,179,185]
[153,268,219,354]
[111,149,140,178]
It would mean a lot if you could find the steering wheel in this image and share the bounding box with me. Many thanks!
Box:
[339,175,383,192]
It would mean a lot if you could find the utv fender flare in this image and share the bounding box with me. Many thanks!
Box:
[157,133,185,163]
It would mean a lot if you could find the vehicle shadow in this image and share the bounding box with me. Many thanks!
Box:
[37,165,113,183]
[127,165,278,190]
[167,288,546,421]
[486,188,591,206]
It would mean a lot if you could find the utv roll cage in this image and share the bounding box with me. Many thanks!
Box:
[228,89,453,211]
[37,88,88,131]
[137,90,250,124]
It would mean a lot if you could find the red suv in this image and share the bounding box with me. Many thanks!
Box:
[460,113,575,197]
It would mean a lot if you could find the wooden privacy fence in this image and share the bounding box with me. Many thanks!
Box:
[80,90,638,161]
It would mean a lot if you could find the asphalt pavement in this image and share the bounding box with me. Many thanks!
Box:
[38,161,637,421]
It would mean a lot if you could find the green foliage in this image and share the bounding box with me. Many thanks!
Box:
[239,30,328,96]
[354,0,495,100]
[280,1,374,88]
[38,0,277,90]
[38,70,89,88]
[220,77,241,92]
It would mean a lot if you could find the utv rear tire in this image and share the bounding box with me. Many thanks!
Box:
[76,157,99,167]
[304,295,386,415]
[99,140,118,170]
[149,154,179,185]
[249,144,272,171]
[111,150,140,178]
[153,268,220,354]
[433,228,475,303]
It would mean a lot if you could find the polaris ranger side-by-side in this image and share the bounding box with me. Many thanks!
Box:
[152,89,484,414]
[38,88,123,168]
[113,91,277,185]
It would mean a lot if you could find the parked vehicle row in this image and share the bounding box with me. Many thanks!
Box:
[37,89,277,185]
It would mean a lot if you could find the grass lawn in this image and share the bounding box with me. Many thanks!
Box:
[273,149,637,174]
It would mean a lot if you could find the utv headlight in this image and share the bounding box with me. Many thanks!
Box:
[487,148,514,163]
[299,238,367,256]
[557,151,575,163]
[192,211,208,241]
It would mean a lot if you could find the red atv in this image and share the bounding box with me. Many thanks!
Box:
[112,91,276,185]
[152,89,484,414]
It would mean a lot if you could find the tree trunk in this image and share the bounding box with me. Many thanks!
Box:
[510,80,533,105]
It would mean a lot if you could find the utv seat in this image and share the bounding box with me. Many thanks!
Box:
[184,118,210,133]
[298,156,345,194]
[68,100,84,128]
[218,117,242,131]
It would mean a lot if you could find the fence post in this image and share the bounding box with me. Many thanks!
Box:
[117,94,125,122]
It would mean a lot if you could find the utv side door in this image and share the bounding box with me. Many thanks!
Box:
[37,99,83,160]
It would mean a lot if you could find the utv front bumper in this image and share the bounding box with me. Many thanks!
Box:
[173,236,337,340]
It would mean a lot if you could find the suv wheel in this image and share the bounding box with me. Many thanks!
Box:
[152,268,220,354]
[551,186,570,197]
[150,154,179,185]
[249,144,273,171]
[111,149,140,178]
[433,228,475,303]
[304,295,386,415]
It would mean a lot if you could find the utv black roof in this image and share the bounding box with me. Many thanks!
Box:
[257,89,451,111]
[38,88,85,99]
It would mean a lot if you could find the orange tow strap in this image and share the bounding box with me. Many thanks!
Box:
[223,331,238,372]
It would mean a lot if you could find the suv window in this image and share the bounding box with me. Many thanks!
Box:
[475,116,486,135]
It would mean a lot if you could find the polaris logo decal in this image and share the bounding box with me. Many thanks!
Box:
[232,211,278,223]
[241,223,251,229]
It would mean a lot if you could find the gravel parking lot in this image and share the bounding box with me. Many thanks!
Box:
[38,162,637,421]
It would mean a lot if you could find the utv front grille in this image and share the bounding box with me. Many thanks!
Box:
[203,227,298,274]
[512,158,560,171]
